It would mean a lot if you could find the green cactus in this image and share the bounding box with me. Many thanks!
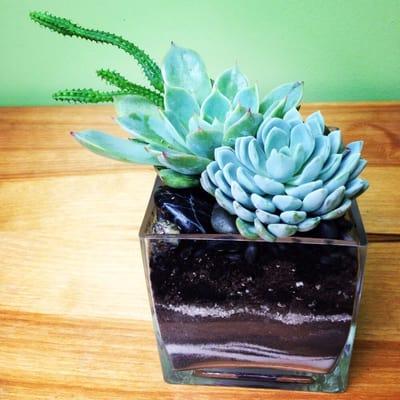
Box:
[30,11,163,92]
[96,69,164,106]
[71,43,303,188]
[200,108,369,241]
[52,88,126,103]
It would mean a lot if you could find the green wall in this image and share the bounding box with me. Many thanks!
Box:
[1,0,399,106]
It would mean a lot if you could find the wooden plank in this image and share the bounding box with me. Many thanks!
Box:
[0,103,399,181]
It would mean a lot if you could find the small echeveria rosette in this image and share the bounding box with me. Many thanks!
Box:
[201,109,369,241]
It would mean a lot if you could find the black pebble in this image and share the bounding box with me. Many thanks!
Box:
[154,186,215,233]
[211,204,239,234]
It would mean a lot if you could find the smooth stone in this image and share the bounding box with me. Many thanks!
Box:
[154,186,215,234]
[244,243,258,263]
[211,204,239,234]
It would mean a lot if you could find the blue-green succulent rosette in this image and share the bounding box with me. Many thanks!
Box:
[30,12,368,241]
[200,109,368,241]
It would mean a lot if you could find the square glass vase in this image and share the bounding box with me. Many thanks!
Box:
[139,179,367,393]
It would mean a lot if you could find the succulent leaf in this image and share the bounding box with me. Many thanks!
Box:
[215,66,249,100]
[285,180,323,199]
[215,189,235,214]
[158,150,211,175]
[254,218,276,242]
[306,111,325,136]
[268,223,297,238]
[251,194,276,212]
[186,129,223,159]
[256,209,280,224]
[215,170,233,197]
[328,130,342,154]
[319,154,343,181]
[158,168,200,188]
[200,170,217,195]
[263,97,287,119]
[222,111,263,147]
[264,127,290,158]
[302,188,328,212]
[162,43,212,104]
[164,110,188,139]
[223,105,244,130]
[266,149,295,182]
[164,85,200,128]
[117,108,188,152]
[321,199,352,220]
[232,85,259,113]
[297,217,321,232]
[200,88,231,123]
[115,94,160,118]
[260,81,304,114]
[71,130,161,165]
[236,218,259,240]
[280,211,307,225]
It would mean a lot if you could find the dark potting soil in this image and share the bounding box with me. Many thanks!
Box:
[149,238,358,372]
[151,239,357,315]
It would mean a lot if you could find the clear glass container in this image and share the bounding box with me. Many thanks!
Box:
[139,179,367,392]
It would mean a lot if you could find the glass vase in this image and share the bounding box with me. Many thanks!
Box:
[139,179,367,392]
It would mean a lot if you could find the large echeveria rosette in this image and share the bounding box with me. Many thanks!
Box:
[72,43,303,188]
[200,108,369,241]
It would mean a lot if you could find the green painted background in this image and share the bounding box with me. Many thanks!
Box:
[1,0,399,106]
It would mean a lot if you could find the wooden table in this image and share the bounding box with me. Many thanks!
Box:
[0,103,399,399]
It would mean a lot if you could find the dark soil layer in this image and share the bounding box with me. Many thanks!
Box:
[150,239,357,315]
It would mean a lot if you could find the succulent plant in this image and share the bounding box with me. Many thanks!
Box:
[95,45,303,188]
[200,108,369,240]
[30,11,304,189]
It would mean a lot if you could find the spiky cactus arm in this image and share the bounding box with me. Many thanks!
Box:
[53,88,126,103]
[30,11,164,92]
[96,69,164,106]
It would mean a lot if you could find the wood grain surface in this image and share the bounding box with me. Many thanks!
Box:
[0,103,399,399]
